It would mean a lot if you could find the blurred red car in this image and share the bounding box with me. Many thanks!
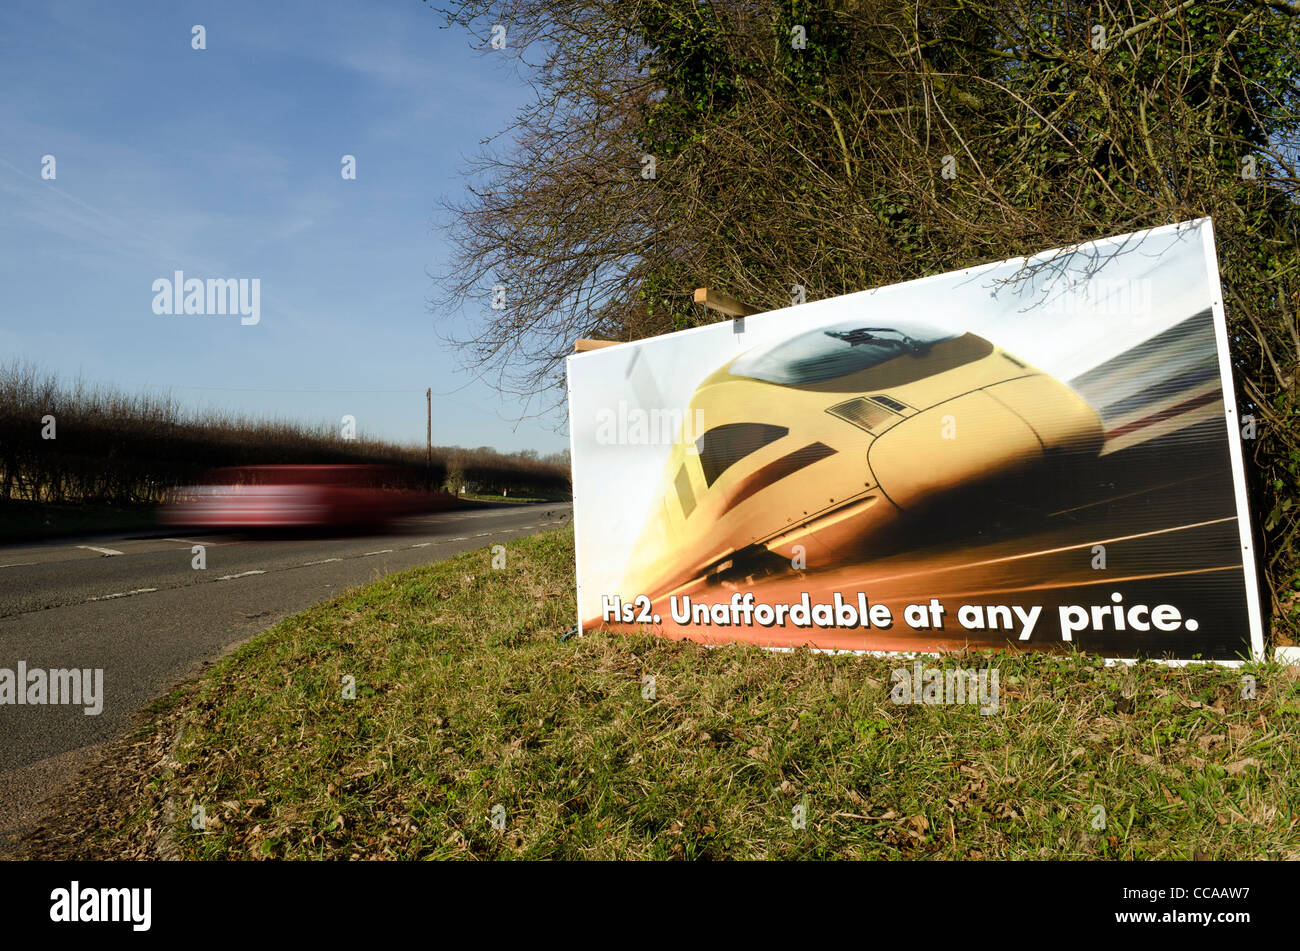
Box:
[164,465,441,529]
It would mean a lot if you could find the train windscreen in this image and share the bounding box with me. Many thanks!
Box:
[728,322,992,390]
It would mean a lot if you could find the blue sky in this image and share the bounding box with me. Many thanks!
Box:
[0,0,569,454]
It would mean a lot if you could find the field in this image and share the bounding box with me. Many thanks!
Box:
[11,527,1299,861]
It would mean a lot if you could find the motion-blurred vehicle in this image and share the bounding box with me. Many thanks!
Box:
[621,320,1105,599]
[164,465,440,529]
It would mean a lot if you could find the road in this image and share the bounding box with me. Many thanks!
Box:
[0,501,571,841]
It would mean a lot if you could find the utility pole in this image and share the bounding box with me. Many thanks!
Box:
[426,388,432,490]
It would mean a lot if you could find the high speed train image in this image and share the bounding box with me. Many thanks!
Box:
[619,320,1105,601]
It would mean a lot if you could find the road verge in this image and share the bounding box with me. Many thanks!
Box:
[8,527,1299,860]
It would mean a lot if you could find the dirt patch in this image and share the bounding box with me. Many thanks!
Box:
[0,687,193,861]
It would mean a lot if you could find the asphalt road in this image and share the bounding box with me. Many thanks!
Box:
[0,501,571,841]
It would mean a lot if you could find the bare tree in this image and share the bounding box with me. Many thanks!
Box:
[434,0,1300,634]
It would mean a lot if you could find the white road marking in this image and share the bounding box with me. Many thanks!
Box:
[364,549,394,556]
[409,543,431,548]
[90,587,158,601]
[77,545,123,556]
[218,570,266,580]
[0,562,37,569]
[451,537,468,541]
[301,558,342,566]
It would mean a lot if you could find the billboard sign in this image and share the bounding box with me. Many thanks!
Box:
[566,219,1265,662]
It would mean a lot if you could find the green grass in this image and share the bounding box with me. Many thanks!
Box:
[89,527,1300,859]
[453,492,558,503]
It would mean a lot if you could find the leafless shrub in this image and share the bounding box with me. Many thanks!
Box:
[0,362,570,504]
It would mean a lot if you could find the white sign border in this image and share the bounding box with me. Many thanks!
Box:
[565,217,1269,666]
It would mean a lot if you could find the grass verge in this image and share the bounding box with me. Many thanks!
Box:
[14,527,1300,860]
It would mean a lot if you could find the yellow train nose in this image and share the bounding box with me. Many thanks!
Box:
[982,375,1106,455]
[866,377,1103,512]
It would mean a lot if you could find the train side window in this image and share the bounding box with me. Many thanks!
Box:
[695,423,789,488]
[674,464,696,518]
